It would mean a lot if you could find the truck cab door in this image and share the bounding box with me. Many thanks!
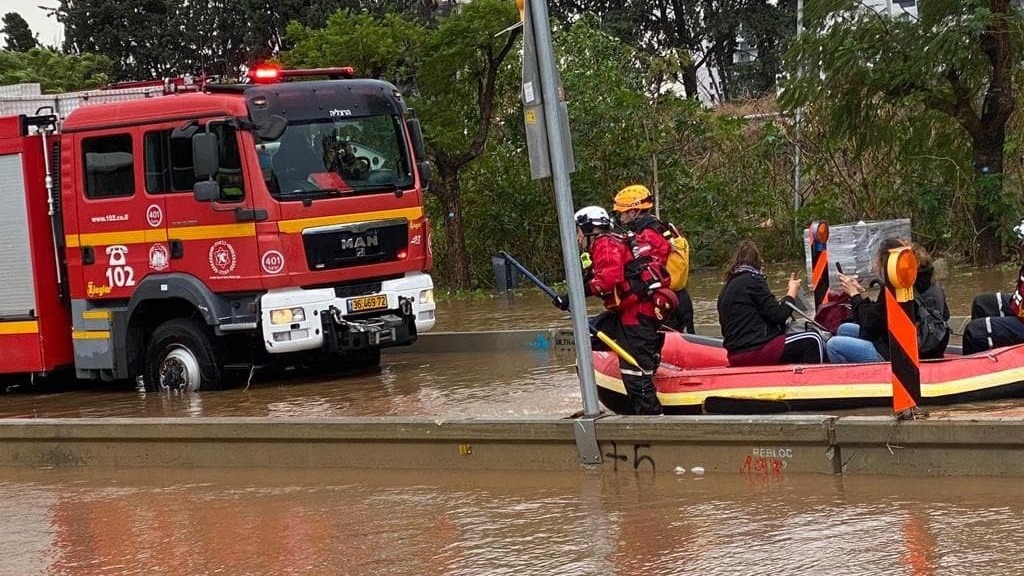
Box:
[161,123,262,287]
[70,130,164,301]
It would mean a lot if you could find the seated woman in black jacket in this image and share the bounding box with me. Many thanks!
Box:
[717,240,828,366]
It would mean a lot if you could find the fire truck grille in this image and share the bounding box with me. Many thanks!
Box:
[303,220,409,271]
[333,281,383,299]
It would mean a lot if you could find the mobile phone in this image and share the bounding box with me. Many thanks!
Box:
[835,262,844,274]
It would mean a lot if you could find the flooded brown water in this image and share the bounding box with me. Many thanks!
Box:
[2,467,1023,576]
[0,350,581,419]
[2,265,1024,575]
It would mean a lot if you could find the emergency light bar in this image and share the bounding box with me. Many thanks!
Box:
[101,75,213,94]
[247,65,356,84]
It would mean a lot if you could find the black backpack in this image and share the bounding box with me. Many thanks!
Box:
[915,286,950,359]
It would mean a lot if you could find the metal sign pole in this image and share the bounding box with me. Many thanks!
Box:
[518,0,602,465]
[525,0,600,421]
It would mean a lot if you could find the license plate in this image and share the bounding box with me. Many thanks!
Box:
[348,294,388,313]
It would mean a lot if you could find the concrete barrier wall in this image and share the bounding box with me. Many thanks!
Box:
[5,414,1021,476]
[835,416,1024,476]
[594,415,838,475]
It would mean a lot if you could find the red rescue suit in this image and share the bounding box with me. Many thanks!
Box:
[585,232,656,324]
[584,231,662,415]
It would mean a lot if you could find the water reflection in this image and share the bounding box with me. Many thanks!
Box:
[1,468,1022,576]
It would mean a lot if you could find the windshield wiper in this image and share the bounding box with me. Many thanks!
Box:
[279,188,346,204]
[352,183,402,193]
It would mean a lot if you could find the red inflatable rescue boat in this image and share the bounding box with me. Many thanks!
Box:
[593,332,1024,414]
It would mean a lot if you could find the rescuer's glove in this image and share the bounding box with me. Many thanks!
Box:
[553,293,570,311]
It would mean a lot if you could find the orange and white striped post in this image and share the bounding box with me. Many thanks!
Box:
[808,220,830,308]
[884,246,921,419]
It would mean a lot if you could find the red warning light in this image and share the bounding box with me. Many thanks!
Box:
[249,65,281,83]
[397,249,409,260]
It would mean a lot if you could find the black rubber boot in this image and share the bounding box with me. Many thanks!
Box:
[624,374,662,415]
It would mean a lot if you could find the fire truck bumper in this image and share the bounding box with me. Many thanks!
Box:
[260,272,436,354]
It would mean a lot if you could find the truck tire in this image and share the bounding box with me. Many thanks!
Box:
[143,318,225,392]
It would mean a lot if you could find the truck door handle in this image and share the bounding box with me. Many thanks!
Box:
[235,208,268,222]
[82,246,94,265]
[170,240,183,259]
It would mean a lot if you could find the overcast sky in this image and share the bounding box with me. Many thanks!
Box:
[4,1,63,48]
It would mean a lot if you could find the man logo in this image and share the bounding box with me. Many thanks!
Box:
[340,233,379,257]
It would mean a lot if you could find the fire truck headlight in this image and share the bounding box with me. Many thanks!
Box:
[270,307,306,325]
[419,289,434,305]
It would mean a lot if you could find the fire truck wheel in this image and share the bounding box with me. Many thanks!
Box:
[143,318,225,392]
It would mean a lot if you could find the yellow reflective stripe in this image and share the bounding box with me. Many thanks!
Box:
[64,207,424,247]
[72,330,111,340]
[82,310,111,320]
[66,223,256,247]
[277,207,423,234]
[169,223,256,240]
[0,321,39,335]
[66,229,167,248]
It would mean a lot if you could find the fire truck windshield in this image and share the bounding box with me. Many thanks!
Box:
[255,114,414,199]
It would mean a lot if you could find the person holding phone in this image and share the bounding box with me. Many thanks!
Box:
[825,237,908,363]
[716,240,828,366]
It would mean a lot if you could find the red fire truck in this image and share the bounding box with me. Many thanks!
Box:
[0,67,435,391]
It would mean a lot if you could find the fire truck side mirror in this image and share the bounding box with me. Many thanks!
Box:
[406,118,427,160]
[192,132,220,179]
[193,180,222,202]
[256,115,287,141]
[417,161,432,191]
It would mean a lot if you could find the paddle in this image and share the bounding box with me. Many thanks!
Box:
[498,251,642,369]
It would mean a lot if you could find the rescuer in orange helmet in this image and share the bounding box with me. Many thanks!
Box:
[612,184,695,334]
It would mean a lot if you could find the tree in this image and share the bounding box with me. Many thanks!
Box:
[283,10,423,85]
[413,0,520,287]
[56,0,331,79]
[58,0,179,79]
[0,48,111,92]
[2,12,39,52]
[550,0,796,102]
[782,0,1022,265]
